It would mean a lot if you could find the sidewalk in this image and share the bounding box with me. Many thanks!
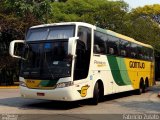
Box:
[0,86,19,89]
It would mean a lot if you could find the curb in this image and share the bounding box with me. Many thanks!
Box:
[0,86,19,89]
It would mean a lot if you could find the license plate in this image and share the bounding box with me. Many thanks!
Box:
[37,92,45,96]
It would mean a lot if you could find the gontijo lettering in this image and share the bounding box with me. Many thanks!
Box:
[129,61,145,69]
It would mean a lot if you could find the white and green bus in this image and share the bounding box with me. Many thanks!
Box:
[9,22,154,105]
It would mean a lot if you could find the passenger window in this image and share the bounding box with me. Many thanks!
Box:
[130,43,137,58]
[148,49,154,61]
[137,45,143,59]
[94,31,106,54]
[142,47,149,60]
[119,39,130,57]
[107,35,119,56]
[94,44,101,53]
[109,47,114,55]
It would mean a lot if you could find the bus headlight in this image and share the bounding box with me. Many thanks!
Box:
[56,81,74,88]
[19,81,27,87]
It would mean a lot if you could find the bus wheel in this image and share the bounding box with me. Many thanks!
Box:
[145,79,149,90]
[91,82,99,105]
[137,80,145,95]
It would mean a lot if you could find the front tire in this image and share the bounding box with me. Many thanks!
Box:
[91,82,99,105]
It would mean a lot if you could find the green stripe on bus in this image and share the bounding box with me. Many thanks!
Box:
[121,58,132,85]
[116,57,131,85]
[107,56,126,86]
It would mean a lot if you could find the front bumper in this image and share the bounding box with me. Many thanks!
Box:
[20,86,81,101]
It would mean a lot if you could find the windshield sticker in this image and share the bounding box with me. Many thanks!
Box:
[78,85,90,97]
[44,43,51,49]
[53,61,59,65]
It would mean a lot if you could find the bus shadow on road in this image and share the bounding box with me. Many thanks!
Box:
[21,100,82,110]
[80,90,136,105]
[81,88,155,105]
[0,91,136,110]
[0,97,82,110]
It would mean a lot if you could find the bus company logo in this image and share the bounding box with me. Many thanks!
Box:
[77,85,90,97]
[129,61,145,69]
[94,60,106,67]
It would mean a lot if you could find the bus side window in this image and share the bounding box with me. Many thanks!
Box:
[94,44,101,53]
[107,35,119,56]
[119,39,130,57]
[131,52,136,58]
[130,43,137,59]
[109,47,114,54]
[94,31,106,54]
[145,48,150,60]
[121,50,126,56]
[149,49,154,61]
[137,45,143,59]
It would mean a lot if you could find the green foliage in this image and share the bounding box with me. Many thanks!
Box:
[1,0,52,23]
[126,4,160,52]
[131,4,160,24]
[49,0,129,30]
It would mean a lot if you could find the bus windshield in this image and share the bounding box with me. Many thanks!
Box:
[20,41,72,80]
[26,25,75,41]
[20,25,75,80]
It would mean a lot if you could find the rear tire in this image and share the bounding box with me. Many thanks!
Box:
[145,79,149,90]
[136,81,145,95]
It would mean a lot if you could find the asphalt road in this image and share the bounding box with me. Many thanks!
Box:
[0,83,160,120]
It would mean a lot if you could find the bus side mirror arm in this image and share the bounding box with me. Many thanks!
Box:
[68,37,79,58]
[9,40,25,59]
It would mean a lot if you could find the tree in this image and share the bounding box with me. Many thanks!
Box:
[49,0,129,30]
[0,0,52,23]
[131,4,160,24]
[0,0,51,84]
[125,4,160,52]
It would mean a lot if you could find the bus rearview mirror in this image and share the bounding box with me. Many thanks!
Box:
[68,37,79,57]
[9,40,25,60]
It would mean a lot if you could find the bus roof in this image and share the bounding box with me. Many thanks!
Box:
[30,22,153,49]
